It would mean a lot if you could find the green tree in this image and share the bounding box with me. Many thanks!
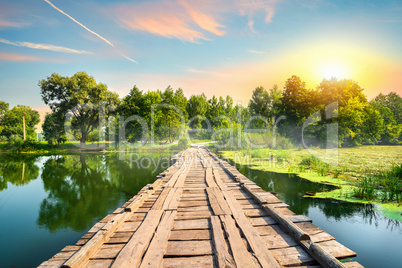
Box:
[0,101,9,136]
[39,72,120,146]
[160,86,187,143]
[281,75,319,125]
[374,92,402,124]
[249,86,271,117]
[120,86,145,143]
[42,112,66,146]
[0,105,39,140]
[187,94,208,137]
[317,78,366,107]
[370,100,401,144]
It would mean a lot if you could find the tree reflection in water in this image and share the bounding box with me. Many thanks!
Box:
[0,154,39,191]
[37,153,171,232]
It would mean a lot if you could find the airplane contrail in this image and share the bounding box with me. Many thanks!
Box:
[44,0,114,47]
[43,0,139,63]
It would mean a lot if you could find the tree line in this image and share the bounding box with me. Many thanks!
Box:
[0,71,400,149]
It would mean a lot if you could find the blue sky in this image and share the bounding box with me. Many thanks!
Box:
[0,0,401,117]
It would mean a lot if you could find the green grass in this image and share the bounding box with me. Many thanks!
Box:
[220,145,402,221]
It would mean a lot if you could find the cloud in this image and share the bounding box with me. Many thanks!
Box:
[0,19,30,28]
[44,0,138,63]
[115,1,209,42]
[0,53,41,62]
[248,49,266,54]
[114,0,278,42]
[0,38,91,54]
[234,0,278,31]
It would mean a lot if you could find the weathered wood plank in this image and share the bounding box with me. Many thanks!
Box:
[210,216,235,268]
[151,186,171,210]
[169,229,211,241]
[140,210,177,268]
[165,240,213,256]
[222,189,281,268]
[111,210,164,267]
[219,215,257,268]
[162,255,214,268]
[173,219,209,230]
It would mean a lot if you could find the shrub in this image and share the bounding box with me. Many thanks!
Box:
[177,138,189,150]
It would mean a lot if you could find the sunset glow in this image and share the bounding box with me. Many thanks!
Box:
[0,0,400,110]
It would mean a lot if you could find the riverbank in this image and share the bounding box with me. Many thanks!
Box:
[220,145,402,221]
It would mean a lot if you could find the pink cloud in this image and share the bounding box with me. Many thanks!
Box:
[0,53,41,62]
[0,19,30,28]
[113,0,278,42]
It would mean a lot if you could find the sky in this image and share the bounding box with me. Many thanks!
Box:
[0,0,401,119]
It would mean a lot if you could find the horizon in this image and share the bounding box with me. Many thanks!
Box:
[1,0,401,123]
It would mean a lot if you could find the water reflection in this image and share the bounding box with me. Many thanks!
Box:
[37,153,170,232]
[229,159,401,230]
[0,154,39,191]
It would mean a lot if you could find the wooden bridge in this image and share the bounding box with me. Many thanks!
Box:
[39,147,362,268]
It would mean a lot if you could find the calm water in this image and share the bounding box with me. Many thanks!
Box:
[0,153,401,267]
[0,152,173,268]
[228,160,402,268]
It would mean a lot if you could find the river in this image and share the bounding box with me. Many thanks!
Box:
[0,152,401,267]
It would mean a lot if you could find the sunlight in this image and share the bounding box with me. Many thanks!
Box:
[319,61,349,80]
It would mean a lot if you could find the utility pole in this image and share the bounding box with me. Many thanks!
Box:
[23,114,26,141]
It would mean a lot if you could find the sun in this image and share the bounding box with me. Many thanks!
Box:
[319,61,349,80]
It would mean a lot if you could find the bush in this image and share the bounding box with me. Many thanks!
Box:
[9,134,23,144]
[0,136,7,143]
[177,138,190,150]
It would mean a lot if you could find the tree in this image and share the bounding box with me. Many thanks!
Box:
[281,75,319,125]
[42,112,66,146]
[249,86,271,117]
[370,100,401,144]
[0,105,39,140]
[120,86,145,143]
[159,86,187,143]
[39,72,120,146]
[187,94,208,130]
[374,92,402,124]
[0,101,9,136]
[317,78,366,107]
[0,101,8,118]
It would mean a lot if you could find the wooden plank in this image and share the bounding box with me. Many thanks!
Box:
[62,212,130,268]
[162,255,214,268]
[162,187,183,210]
[111,210,164,267]
[206,187,224,216]
[84,259,113,268]
[116,221,141,233]
[151,186,171,210]
[140,210,177,268]
[210,216,235,268]
[92,244,124,259]
[222,190,281,268]
[173,219,209,230]
[300,240,348,268]
[169,229,210,241]
[270,245,316,266]
[212,166,228,191]
[165,240,212,256]
[262,204,310,241]
[219,215,257,268]
[106,232,133,244]
[205,168,217,187]
[212,187,232,215]
[175,210,211,220]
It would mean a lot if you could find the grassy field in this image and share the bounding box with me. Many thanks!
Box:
[220,145,402,221]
